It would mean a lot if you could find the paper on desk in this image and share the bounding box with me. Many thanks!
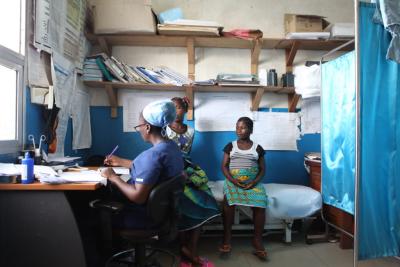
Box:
[0,163,20,176]
[46,154,81,163]
[0,164,58,177]
[39,170,107,185]
[98,167,130,175]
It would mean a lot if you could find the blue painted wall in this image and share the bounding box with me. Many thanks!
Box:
[6,90,321,186]
[89,106,321,185]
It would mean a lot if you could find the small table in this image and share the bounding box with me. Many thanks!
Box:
[0,181,102,267]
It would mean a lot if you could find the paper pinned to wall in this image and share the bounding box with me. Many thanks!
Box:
[300,97,321,135]
[194,92,252,132]
[52,52,77,155]
[27,47,50,87]
[34,0,86,68]
[121,90,184,132]
[252,112,300,151]
[71,77,92,149]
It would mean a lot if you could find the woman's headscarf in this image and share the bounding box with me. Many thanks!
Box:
[142,99,176,128]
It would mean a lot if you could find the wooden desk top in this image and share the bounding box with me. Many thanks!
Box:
[0,167,103,191]
[0,182,102,191]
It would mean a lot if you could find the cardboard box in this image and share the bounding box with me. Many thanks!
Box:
[284,14,330,35]
[93,0,156,34]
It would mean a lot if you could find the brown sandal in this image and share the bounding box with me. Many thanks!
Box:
[218,244,231,253]
[252,250,268,261]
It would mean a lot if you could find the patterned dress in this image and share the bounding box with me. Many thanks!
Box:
[223,141,268,208]
[166,125,220,231]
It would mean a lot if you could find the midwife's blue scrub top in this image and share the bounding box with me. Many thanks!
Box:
[114,140,184,229]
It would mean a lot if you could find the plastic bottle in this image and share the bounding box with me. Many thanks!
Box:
[267,69,278,86]
[21,152,34,184]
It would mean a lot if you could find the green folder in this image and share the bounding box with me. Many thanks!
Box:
[95,57,114,81]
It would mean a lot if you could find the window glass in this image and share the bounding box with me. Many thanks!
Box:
[0,0,25,55]
[0,64,17,141]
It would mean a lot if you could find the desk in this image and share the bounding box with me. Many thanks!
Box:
[305,159,354,249]
[0,182,101,267]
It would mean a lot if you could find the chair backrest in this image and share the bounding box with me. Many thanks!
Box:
[146,173,185,228]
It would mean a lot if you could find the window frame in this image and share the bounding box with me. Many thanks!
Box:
[0,44,24,154]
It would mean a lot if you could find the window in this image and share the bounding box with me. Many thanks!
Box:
[0,0,25,153]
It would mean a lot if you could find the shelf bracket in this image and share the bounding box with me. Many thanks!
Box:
[98,37,112,56]
[251,39,262,75]
[105,84,118,118]
[285,41,299,71]
[251,87,265,111]
[288,93,300,112]
[185,86,194,121]
[186,38,195,81]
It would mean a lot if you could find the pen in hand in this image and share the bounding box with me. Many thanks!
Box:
[105,145,119,166]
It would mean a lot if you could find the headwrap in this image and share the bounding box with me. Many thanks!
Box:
[142,100,176,128]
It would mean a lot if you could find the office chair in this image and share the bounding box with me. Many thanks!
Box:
[91,173,185,267]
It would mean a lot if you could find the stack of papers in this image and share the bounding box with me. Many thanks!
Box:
[158,19,223,36]
[216,73,259,86]
[286,32,330,40]
[39,170,107,185]
[0,163,20,176]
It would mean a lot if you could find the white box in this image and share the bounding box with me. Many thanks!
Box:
[93,0,156,34]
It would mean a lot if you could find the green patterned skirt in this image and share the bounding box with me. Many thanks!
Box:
[178,162,221,231]
[223,167,268,208]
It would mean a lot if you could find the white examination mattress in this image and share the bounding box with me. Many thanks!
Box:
[208,181,322,220]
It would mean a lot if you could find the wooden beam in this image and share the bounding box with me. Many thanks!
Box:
[251,87,265,111]
[98,37,112,56]
[185,86,194,120]
[288,93,300,112]
[105,84,118,118]
[286,41,299,69]
[186,38,195,81]
[251,39,262,75]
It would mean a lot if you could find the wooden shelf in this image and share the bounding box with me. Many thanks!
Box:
[86,33,354,116]
[84,81,294,119]
[86,33,353,51]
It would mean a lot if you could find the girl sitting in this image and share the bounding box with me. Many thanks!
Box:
[167,97,220,266]
[220,116,268,261]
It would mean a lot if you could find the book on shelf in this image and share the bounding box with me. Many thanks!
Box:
[95,57,114,81]
[157,24,222,36]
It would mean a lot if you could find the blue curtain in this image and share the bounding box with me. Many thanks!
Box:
[359,2,400,260]
[321,52,356,215]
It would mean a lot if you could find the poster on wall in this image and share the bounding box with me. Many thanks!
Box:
[121,90,185,132]
[252,112,300,151]
[34,0,86,69]
[194,92,252,132]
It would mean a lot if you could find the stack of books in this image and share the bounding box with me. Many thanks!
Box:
[157,19,223,36]
[216,74,260,86]
[84,54,192,86]
[83,59,103,81]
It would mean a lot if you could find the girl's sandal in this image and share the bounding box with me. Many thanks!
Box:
[218,244,231,259]
[218,244,231,253]
[252,250,268,261]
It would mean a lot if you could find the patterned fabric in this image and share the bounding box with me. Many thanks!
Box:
[178,161,221,231]
[166,125,194,156]
[224,167,268,208]
[166,125,220,231]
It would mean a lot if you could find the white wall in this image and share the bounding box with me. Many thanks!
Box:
[89,0,354,108]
